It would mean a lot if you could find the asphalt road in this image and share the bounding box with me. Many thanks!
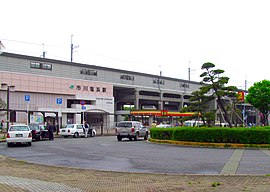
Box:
[1,136,270,175]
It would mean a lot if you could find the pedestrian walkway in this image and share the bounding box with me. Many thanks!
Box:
[1,155,270,192]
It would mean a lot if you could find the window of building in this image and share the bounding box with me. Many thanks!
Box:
[180,83,189,88]
[120,74,134,81]
[30,62,52,70]
[90,87,94,92]
[102,87,106,92]
[153,79,165,85]
[80,68,97,76]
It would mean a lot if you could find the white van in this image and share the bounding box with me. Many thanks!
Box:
[183,120,204,127]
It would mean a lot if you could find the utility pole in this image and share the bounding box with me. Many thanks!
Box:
[42,44,46,58]
[71,35,74,63]
[188,67,191,81]
[188,61,191,81]
[188,61,195,81]
[70,35,79,63]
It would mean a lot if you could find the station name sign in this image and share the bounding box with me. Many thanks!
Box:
[69,84,106,92]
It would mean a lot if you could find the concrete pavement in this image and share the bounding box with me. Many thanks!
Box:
[2,134,270,191]
[1,155,270,192]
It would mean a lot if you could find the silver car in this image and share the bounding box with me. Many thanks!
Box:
[115,121,149,141]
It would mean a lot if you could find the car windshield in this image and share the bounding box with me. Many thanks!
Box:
[29,124,39,130]
[40,125,46,130]
[9,126,29,131]
[117,122,132,128]
[77,125,83,129]
[66,124,74,128]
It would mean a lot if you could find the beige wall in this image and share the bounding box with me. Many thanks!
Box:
[0,70,113,97]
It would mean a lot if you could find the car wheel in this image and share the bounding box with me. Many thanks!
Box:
[74,132,79,138]
[129,137,132,141]
[134,132,139,141]
[28,142,32,146]
[144,132,148,140]
[63,136,69,138]
[7,143,12,147]
[117,135,122,141]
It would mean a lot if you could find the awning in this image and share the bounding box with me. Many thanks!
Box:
[45,112,56,117]
[130,110,197,117]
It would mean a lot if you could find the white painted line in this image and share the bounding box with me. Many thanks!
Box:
[220,149,244,175]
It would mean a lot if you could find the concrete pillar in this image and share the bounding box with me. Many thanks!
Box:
[75,113,81,124]
[149,116,154,127]
[159,91,163,110]
[134,89,140,110]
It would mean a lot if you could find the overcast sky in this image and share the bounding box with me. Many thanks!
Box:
[1,0,270,89]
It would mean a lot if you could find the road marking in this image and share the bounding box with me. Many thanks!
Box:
[220,149,244,175]
[260,149,270,157]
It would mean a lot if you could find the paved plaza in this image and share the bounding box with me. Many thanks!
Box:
[1,135,270,191]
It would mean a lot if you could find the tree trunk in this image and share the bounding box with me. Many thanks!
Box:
[263,113,269,126]
[216,97,232,128]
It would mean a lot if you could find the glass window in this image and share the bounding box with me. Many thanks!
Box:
[43,63,52,70]
[30,62,52,70]
[9,126,29,131]
[120,74,134,81]
[66,124,74,128]
[117,122,132,128]
[80,68,97,76]
[30,62,41,69]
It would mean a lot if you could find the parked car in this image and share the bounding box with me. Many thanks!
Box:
[115,121,149,141]
[6,124,32,147]
[28,124,49,141]
[88,125,97,137]
[156,123,173,128]
[183,120,204,127]
[59,124,85,138]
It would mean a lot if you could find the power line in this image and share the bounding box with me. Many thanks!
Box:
[0,38,66,49]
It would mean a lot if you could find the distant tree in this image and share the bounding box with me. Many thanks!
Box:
[187,87,215,126]
[200,62,237,128]
[246,80,270,126]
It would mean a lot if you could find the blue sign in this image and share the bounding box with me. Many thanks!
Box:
[82,106,86,110]
[25,95,30,102]
[56,98,62,105]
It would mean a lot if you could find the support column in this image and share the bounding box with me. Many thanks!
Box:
[159,91,163,110]
[134,89,140,110]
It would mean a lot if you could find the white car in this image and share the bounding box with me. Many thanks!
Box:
[6,124,32,147]
[156,123,173,128]
[59,124,86,138]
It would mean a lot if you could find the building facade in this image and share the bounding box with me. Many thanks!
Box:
[0,52,207,130]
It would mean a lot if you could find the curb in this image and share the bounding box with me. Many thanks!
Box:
[148,138,270,149]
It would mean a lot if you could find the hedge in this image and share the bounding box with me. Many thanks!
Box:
[150,126,270,144]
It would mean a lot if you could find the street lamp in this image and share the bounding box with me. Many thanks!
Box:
[1,83,15,131]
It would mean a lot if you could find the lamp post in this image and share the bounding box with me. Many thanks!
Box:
[1,83,15,131]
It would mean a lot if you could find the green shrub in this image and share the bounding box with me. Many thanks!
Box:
[150,128,174,140]
[150,126,270,144]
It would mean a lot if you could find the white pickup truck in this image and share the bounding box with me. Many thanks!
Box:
[115,121,149,141]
